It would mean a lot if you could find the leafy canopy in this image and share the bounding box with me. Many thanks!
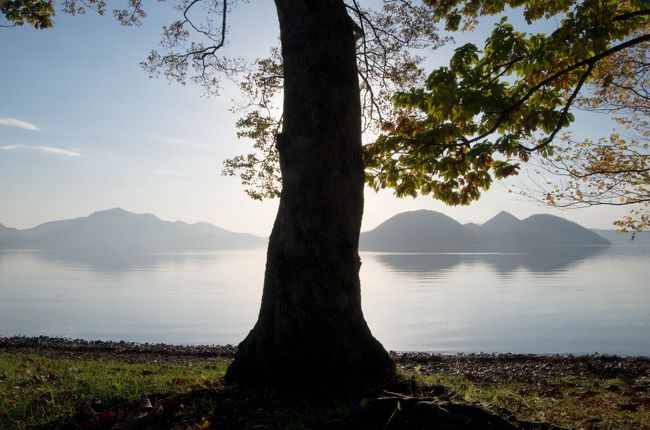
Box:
[0,0,146,28]
[519,33,649,231]
[365,0,649,206]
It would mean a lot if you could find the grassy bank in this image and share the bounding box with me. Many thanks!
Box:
[0,338,648,429]
[0,351,228,429]
[402,364,649,429]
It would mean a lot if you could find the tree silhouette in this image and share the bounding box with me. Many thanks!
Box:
[4,0,648,394]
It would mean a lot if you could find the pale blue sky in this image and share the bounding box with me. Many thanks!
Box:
[0,1,630,235]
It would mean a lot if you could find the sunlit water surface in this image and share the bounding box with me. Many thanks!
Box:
[1,246,648,355]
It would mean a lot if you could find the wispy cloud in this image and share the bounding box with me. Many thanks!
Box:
[151,136,214,149]
[35,146,81,157]
[0,118,40,131]
[0,144,27,150]
[0,144,81,157]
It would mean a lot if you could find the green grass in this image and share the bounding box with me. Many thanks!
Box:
[0,352,228,429]
[402,366,650,430]
[1,352,647,430]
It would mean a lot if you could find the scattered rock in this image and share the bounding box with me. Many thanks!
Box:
[0,335,236,363]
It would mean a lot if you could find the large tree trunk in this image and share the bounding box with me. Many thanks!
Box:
[225,0,393,393]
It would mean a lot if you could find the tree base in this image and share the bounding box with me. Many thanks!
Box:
[225,323,395,396]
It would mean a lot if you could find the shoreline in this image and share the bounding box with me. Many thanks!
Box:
[0,335,237,362]
[4,335,650,356]
[2,335,649,382]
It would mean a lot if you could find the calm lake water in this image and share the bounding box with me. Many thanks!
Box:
[1,246,649,355]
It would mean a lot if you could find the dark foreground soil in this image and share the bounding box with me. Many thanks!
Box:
[2,336,648,430]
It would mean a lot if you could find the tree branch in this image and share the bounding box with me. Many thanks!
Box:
[520,62,595,152]
[466,33,650,147]
[613,9,650,22]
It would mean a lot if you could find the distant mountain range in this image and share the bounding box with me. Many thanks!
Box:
[2,208,644,251]
[0,208,265,250]
[360,210,611,252]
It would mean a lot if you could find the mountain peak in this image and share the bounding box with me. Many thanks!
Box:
[518,214,611,245]
[494,211,519,219]
[361,209,474,252]
[483,211,520,231]
[383,210,462,227]
[88,208,161,222]
[491,210,519,221]
[90,207,131,216]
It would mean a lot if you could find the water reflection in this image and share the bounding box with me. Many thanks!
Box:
[373,246,607,275]
[361,246,650,355]
[0,248,266,345]
[2,246,648,354]
[4,249,233,273]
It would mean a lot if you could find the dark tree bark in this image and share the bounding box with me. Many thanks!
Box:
[225,0,393,393]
